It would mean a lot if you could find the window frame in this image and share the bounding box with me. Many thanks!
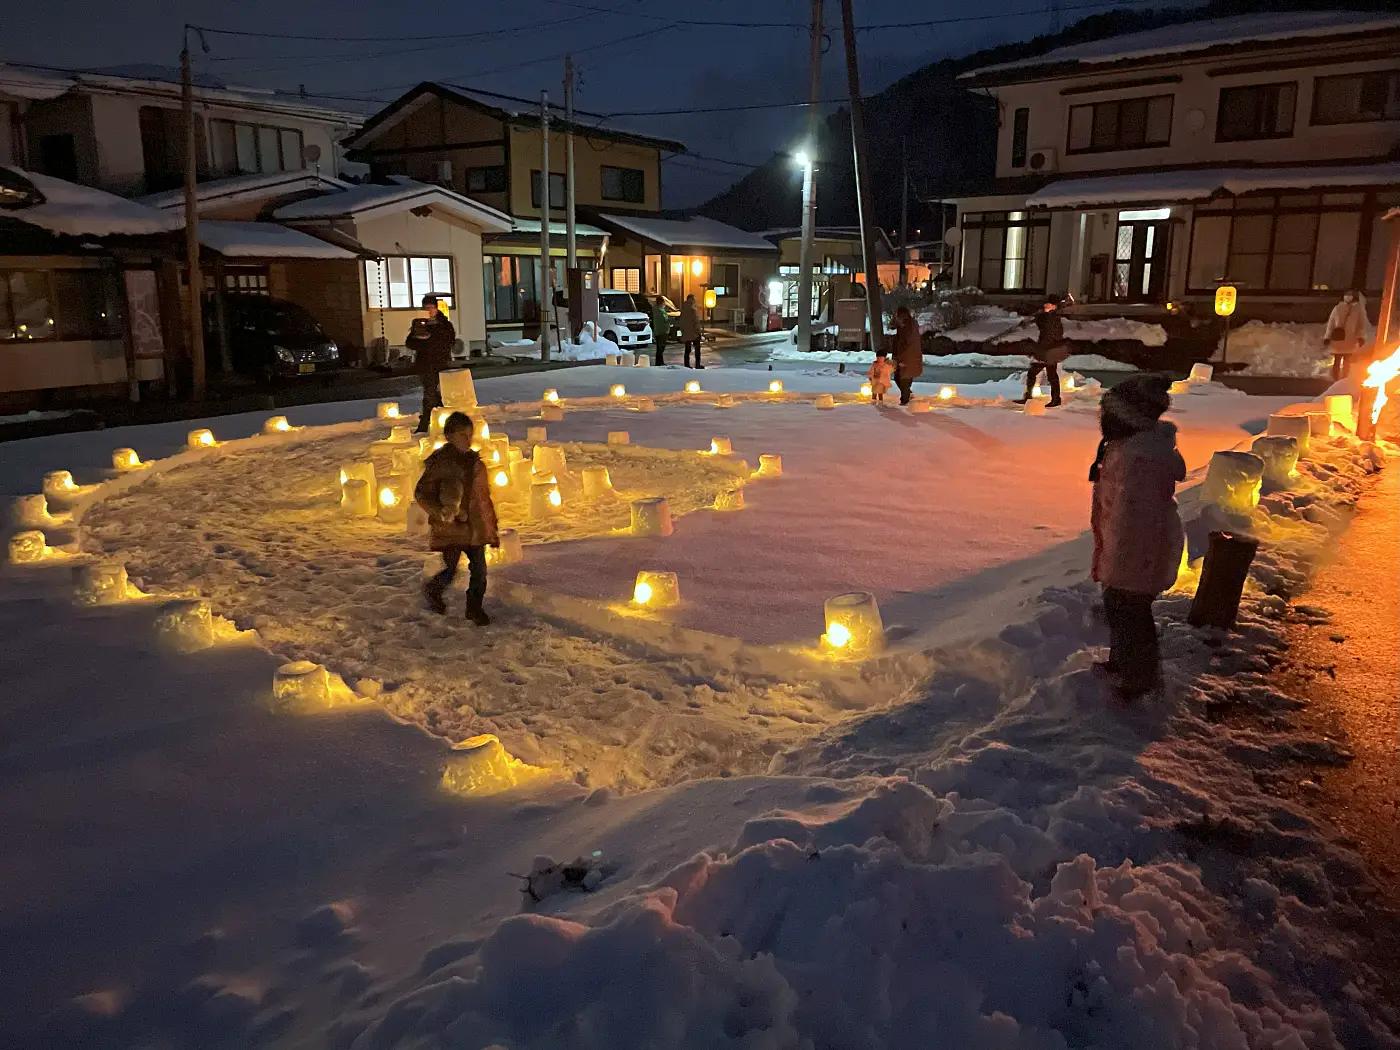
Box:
[960,210,1052,294]
[529,170,566,209]
[363,255,455,311]
[1,266,122,343]
[1216,81,1297,143]
[1065,94,1174,155]
[710,263,740,298]
[1311,70,1400,126]
[209,117,305,176]
[609,267,641,293]
[600,165,646,203]
[1010,107,1030,168]
[465,165,508,194]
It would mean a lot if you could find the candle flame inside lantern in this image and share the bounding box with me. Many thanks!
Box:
[493,469,510,487]
[379,486,398,507]
[1065,376,1076,390]
[685,380,700,393]
[1032,384,1043,398]
[769,379,783,393]
[115,449,140,469]
[860,383,873,397]
[939,386,955,400]
[543,389,560,403]
[611,384,626,398]
[633,580,653,605]
[548,489,562,507]
[824,622,851,648]
[480,423,490,439]
[385,405,399,418]
[338,469,348,484]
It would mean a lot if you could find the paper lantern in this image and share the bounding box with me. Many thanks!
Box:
[377,473,411,523]
[13,494,61,528]
[610,384,627,398]
[633,570,680,608]
[527,426,547,444]
[768,379,784,394]
[341,478,374,518]
[608,430,630,445]
[76,562,137,605]
[530,479,562,517]
[758,453,782,477]
[634,397,656,412]
[814,394,835,409]
[43,470,78,501]
[604,353,618,366]
[441,734,524,796]
[111,448,145,471]
[713,488,744,511]
[619,353,635,367]
[8,530,48,564]
[532,443,567,476]
[1201,451,1264,515]
[339,460,376,489]
[187,428,216,449]
[1266,413,1311,456]
[273,660,331,709]
[486,529,523,566]
[263,416,292,434]
[715,393,735,407]
[709,436,732,456]
[1188,362,1214,383]
[1251,435,1299,488]
[391,448,420,475]
[685,380,701,393]
[938,386,956,400]
[541,405,564,421]
[153,598,215,652]
[630,496,673,537]
[860,382,873,397]
[542,388,560,403]
[635,356,651,368]
[387,425,413,445]
[823,592,884,654]
[582,466,613,499]
[377,401,401,419]
[439,368,478,409]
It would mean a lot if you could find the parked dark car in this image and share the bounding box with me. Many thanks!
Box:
[211,295,342,382]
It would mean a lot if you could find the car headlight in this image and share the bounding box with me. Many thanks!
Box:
[274,345,295,363]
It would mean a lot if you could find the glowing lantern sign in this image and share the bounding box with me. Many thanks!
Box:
[630,496,673,537]
[938,386,956,400]
[112,448,144,471]
[822,592,885,655]
[703,289,717,310]
[610,384,627,398]
[633,570,680,608]
[187,428,216,449]
[377,402,401,419]
[768,379,784,394]
[1215,285,1238,363]
[530,479,563,518]
[709,436,732,456]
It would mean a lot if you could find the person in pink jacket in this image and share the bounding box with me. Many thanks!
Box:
[1089,373,1185,700]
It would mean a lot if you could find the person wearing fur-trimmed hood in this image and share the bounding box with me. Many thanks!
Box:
[1089,373,1186,700]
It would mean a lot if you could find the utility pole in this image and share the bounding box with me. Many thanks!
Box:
[898,135,909,288]
[795,0,822,355]
[181,30,207,400]
[564,56,578,271]
[839,0,885,352]
[538,90,552,361]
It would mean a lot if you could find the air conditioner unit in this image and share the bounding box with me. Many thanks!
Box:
[1025,147,1058,174]
[434,159,453,184]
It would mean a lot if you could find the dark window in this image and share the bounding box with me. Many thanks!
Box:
[465,166,507,193]
[482,254,564,323]
[1,268,121,342]
[530,170,565,209]
[1312,71,1400,125]
[1218,82,1296,142]
[962,210,1051,293]
[600,165,645,203]
[210,118,303,177]
[38,134,78,181]
[710,263,739,297]
[1010,107,1030,168]
[1067,95,1172,153]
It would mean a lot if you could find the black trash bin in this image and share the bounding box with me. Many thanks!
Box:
[1188,531,1260,629]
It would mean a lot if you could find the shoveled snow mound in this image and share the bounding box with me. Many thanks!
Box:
[1227,321,1330,377]
[769,344,1139,371]
[501,325,609,362]
[943,310,1168,347]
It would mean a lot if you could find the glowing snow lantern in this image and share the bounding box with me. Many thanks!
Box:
[377,401,401,419]
[339,460,376,489]
[1169,380,1192,396]
[430,406,454,433]
[1188,362,1214,384]
[438,368,478,409]
[508,446,524,464]
[768,379,784,394]
[713,488,745,511]
[13,494,61,529]
[377,474,410,523]
[1023,398,1047,416]
[582,466,613,499]
[620,353,636,367]
[111,448,145,471]
[526,426,547,444]
[187,428,216,449]
[910,401,933,413]
[273,660,331,710]
[1266,413,1311,456]
[541,405,564,421]
[1251,435,1299,488]
[1064,375,1076,391]
[341,478,375,518]
[939,386,956,400]
[633,570,680,608]
[1031,383,1043,398]
[1325,394,1355,433]
[685,380,701,393]
[153,597,215,652]
[822,592,884,655]
[532,443,567,476]
[530,479,563,517]
[634,397,657,412]
[604,353,619,366]
[610,383,627,398]
[715,393,735,408]
[607,429,630,446]
[43,470,78,501]
[492,467,512,489]
[1201,451,1264,516]
[635,356,651,368]
[484,436,509,465]
[263,415,292,434]
[418,436,436,458]
[8,530,48,564]
[485,529,523,566]
[630,496,673,537]
[475,419,491,442]
[76,561,138,605]
[387,425,413,444]
[391,447,420,475]
[1303,410,1330,439]
[542,388,560,403]
[758,453,782,477]
[814,393,836,409]
[509,458,534,489]
[860,382,873,398]
[709,436,732,456]
[440,734,528,796]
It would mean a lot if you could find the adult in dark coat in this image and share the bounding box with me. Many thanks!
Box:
[1016,297,1067,407]
[679,295,703,368]
[406,295,457,433]
[891,306,922,405]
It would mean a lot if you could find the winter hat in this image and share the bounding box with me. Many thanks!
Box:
[1101,373,1173,432]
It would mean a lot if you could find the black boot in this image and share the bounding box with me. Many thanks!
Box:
[423,580,448,615]
[466,602,491,627]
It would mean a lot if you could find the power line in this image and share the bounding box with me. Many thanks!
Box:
[541,0,806,28]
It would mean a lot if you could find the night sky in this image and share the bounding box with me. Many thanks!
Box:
[8,0,1185,207]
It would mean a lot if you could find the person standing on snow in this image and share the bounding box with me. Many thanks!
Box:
[1325,290,1367,381]
[415,412,500,626]
[891,306,922,405]
[680,294,703,368]
[648,295,671,367]
[406,295,457,433]
[1015,296,1067,408]
[867,348,894,403]
[1088,374,1186,701]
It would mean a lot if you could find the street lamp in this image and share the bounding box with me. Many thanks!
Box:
[795,147,817,355]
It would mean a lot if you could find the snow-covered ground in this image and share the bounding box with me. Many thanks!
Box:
[3,367,1396,1049]
[769,345,1140,371]
[1226,320,1331,377]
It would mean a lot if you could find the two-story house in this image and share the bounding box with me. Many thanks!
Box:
[949,11,1400,324]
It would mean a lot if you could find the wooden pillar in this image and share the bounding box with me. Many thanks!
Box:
[155,258,186,399]
[212,255,231,374]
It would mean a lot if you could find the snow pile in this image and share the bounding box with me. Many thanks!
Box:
[770,344,1138,371]
[502,325,610,362]
[1227,321,1331,377]
[943,310,1168,347]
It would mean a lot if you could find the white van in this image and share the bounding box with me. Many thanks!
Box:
[557,290,653,349]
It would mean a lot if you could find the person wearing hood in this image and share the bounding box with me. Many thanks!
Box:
[1324,290,1367,380]
[1089,373,1186,700]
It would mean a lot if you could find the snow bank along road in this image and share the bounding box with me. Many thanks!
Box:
[1,365,1396,1050]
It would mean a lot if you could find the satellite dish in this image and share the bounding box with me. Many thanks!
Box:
[943,226,963,247]
[305,144,323,163]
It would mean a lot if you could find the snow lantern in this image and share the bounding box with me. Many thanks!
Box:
[391,447,420,475]
[1023,399,1047,416]
[377,474,410,524]
[541,405,564,422]
[1201,451,1264,515]
[339,460,376,490]
[43,470,79,501]
[582,466,613,499]
[439,368,478,409]
[633,570,679,608]
[635,356,651,368]
[406,502,430,538]
[910,401,933,414]
[814,394,836,409]
[486,529,523,566]
[490,465,513,492]
[76,561,138,605]
[939,386,956,400]
[1064,376,1076,391]
[530,479,563,517]
[377,401,401,419]
[542,388,560,403]
[1188,363,1214,384]
[630,496,673,537]
[430,406,454,433]
[715,393,735,408]
[610,383,627,398]
[509,446,524,464]
[263,415,293,435]
[758,453,782,477]
[1325,394,1355,433]
[619,353,635,367]
[341,478,375,518]
[527,426,547,444]
[387,425,413,445]
[1266,413,1312,456]
[154,598,215,652]
[685,380,701,393]
[768,379,784,394]
[600,432,627,449]
[604,353,618,366]
[483,436,510,466]
[1304,410,1330,438]
[509,458,534,490]
[634,397,656,413]
[823,592,884,655]
[709,436,733,456]
[273,660,331,709]
[441,734,523,796]
[1169,380,1192,396]
[13,494,61,529]
[713,488,745,511]
[1251,435,1299,488]
[187,428,216,449]
[111,448,145,471]
[532,443,567,476]
[1031,384,1043,398]
[8,530,48,564]
[860,382,873,397]
[418,436,436,458]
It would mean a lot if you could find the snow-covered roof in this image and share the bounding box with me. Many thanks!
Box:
[272,180,513,233]
[0,64,71,101]
[0,166,181,237]
[198,220,356,259]
[507,217,608,238]
[597,214,776,253]
[964,12,1400,80]
[1024,163,1400,209]
[141,171,349,214]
